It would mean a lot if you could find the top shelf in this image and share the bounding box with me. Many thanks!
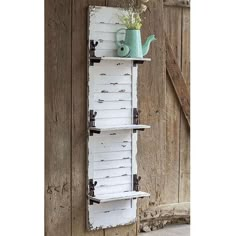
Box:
[90,56,151,66]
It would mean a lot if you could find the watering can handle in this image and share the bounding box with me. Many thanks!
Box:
[116,28,126,47]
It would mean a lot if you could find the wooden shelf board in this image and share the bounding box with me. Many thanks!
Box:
[88,191,150,203]
[89,124,150,132]
[90,56,151,62]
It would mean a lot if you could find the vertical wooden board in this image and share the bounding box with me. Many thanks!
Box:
[45,0,72,235]
[179,115,190,202]
[181,8,190,89]
[104,223,137,236]
[162,6,182,204]
[106,0,128,8]
[71,0,105,236]
[179,8,190,202]
[137,0,166,224]
[164,7,182,64]
[163,75,180,204]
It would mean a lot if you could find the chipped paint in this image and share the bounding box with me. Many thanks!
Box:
[87,6,149,231]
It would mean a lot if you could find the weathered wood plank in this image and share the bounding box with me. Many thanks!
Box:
[166,34,190,126]
[137,0,166,231]
[71,0,106,235]
[179,7,190,202]
[45,0,72,235]
[181,8,190,90]
[105,224,136,236]
[162,6,182,205]
[164,0,190,8]
[140,202,190,231]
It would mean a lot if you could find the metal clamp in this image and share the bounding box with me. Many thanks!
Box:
[89,40,101,65]
[89,179,98,205]
[89,110,97,127]
[133,60,145,67]
[89,110,100,136]
[133,108,144,133]
[90,40,98,57]
[133,174,141,191]
[133,108,140,125]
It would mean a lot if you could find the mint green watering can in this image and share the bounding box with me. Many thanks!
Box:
[116,28,156,58]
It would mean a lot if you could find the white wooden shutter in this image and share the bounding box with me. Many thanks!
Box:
[87,6,150,230]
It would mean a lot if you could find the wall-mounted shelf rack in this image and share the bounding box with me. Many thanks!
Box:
[87,6,152,231]
[88,191,150,204]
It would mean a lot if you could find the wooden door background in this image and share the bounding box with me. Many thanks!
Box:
[45,0,190,235]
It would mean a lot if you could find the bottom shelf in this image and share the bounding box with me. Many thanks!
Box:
[88,191,150,204]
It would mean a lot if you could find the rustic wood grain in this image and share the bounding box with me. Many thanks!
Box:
[45,0,72,235]
[140,202,190,223]
[164,0,190,8]
[181,8,190,90]
[179,7,190,202]
[104,224,136,236]
[162,6,182,204]
[71,0,106,235]
[165,35,190,126]
[137,0,166,229]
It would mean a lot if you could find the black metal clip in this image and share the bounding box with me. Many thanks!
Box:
[90,40,98,57]
[89,179,97,197]
[89,40,101,66]
[89,179,98,205]
[89,110,97,127]
[89,110,100,136]
[133,108,140,125]
[133,60,145,67]
[133,174,141,192]
[133,108,143,133]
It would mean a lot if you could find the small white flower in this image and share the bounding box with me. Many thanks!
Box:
[140,4,147,12]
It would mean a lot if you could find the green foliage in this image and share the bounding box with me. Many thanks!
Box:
[120,13,142,30]
[119,0,151,30]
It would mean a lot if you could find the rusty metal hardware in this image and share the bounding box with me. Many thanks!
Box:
[89,40,102,65]
[89,179,98,205]
[133,174,141,191]
[133,108,139,125]
[133,108,144,133]
[89,110,97,127]
[89,110,99,136]
[90,40,98,57]
[89,179,97,197]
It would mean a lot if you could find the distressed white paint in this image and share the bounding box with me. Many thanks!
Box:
[94,175,132,187]
[89,124,150,132]
[87,6,150,230]
[94,167,132,179]
[88,191,150,203]
[91,200,131,213]
[88,208,136,230]
[93,150,132,161]
[91,56,151,62]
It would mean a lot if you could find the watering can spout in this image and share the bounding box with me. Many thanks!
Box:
[142,35,157,57]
